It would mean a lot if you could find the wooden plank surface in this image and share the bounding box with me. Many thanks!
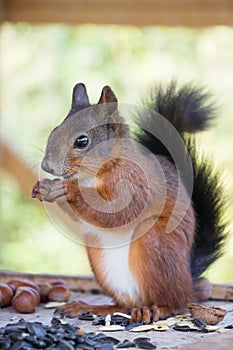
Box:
[179,331,233,350]
[0,292,232,349]
[211,283,233,301]
[0,270,99,291]
[1,0,233,26]
[0,270,233,301]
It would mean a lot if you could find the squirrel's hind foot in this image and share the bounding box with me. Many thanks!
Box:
[54,300,129,318]
[54,301,174,325]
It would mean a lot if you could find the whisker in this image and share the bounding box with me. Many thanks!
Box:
[30,162,41,171]
[31,144,44,154]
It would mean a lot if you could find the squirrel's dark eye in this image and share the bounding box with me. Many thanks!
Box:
[74,135,89,149]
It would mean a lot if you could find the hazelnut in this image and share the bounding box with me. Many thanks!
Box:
[38,282,52,303]
[48,284,70,302]
[51,280,68,287]
[0,283,14,307]
[8,278,40,294]
[12,286,40,313]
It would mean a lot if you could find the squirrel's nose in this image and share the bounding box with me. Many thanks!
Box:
[41,158,55,174]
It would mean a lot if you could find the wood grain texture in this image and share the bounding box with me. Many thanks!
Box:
[178,330,233,350]
[1,0,233,26]
[0,271,99,291]
[211,283,233,301]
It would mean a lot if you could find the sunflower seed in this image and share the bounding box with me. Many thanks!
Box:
[98,325,125,332]
[193,318,207,330]
[79,313,95,321]
[225,324,233,329]
[135,340,156,349]
[133,337,151,344]
[105,314,111,327]
[129,325,154,332]
[125,323,143,331]
[204,325,219,332]
[0,338,11,350]
[116,339,135,348]
[103,336,120,345]
[113,312,131,320]
[153,325,169,331]
[173,325,191,332]
[44,301,66,308]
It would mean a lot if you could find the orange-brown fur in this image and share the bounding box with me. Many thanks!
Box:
[32,84,198,322]
[33,152,195,314]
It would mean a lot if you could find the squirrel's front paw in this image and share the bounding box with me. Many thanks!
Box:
[32,178,67,203]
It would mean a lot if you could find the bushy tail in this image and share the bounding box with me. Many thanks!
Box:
[142,80,216,132]
[132,81,228,279]
[185,138,227,278]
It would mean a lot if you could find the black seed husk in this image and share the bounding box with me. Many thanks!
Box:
[193,318,207,329]
[90,289,101,295]
[51,317,62,326]
[9,340,34,350]
[225,324,233,329]
[26,323,47,338]
[0,316,161,350]
[125,323,143,331]
[103,336,120,345]
[95,345,114,350]
[92,333,107,342]
[135,340,156,349]
[116,339,135,348]
[78,313,95,321]
[133,337,151,344]
[92,317,105,326]
[0,338,11,350]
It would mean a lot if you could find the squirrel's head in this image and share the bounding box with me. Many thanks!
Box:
[41,83,130,179]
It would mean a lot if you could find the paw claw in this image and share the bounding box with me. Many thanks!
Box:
[130,305,172,324]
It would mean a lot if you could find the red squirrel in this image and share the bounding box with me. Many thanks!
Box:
[32,82,227,323]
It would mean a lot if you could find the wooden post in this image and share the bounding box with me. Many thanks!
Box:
[1,0,233,26]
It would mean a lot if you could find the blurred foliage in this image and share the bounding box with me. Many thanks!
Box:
[0,23,233,282]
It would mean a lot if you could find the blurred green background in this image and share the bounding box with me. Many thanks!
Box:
[0,24,233,282]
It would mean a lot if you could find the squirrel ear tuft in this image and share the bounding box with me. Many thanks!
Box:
[98,86,118,104]
[72,83,90,110]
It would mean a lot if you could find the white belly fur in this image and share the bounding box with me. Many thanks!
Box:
[83,225,140,302]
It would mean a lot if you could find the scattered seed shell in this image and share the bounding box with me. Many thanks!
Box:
[135,340,156,349]
[193,318,207,329]
[116,339,135,348]
[78,313,95,321]
[175,320,197,328]
[105,314,111,327]
[152,320,169,327]
[173,325,192,332]
[160,318,177,326]
[225,324,233,329]
[204,325,219,332]
[125,323,143,331]
[175,313,191,319]
[98,325,125,332]
[153,325,169,331]
[113,312,131,320]
[129,325,154,332]
[44,301,66,308]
